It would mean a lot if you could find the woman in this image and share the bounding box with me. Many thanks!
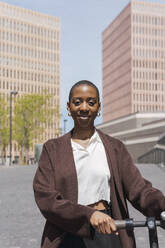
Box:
[33,80,165,248]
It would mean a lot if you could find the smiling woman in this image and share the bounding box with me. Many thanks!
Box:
[67,81,100,138]
[33,80,165,248]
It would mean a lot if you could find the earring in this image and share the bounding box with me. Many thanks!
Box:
[68,112,71,116]
[97,112,100,117]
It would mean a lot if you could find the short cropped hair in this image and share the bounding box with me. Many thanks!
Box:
[68,80,100,102]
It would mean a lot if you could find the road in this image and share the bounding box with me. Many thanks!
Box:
[0,163,165,248]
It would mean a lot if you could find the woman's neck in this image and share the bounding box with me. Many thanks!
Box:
[72,127,95,140]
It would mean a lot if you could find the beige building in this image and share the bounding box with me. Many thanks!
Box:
[97,112,165,162]
[102,0,165,122]
[0,2,60,161]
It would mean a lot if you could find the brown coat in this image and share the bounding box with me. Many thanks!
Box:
[33,130,165,248]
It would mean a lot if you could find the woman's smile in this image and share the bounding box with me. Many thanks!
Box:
[78,114,90,119]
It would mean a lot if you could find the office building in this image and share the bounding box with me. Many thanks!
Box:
[0,1,60,161]
[102,0,165,122]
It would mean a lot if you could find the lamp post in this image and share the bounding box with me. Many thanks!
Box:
[9,91,18,166]
[63,119,68,134]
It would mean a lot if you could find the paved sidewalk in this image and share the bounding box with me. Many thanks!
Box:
[0,163,164,248]
[0,165,44,248]
[128,164,165,248]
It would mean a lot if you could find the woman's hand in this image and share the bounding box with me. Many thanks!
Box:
[90,211,118,235]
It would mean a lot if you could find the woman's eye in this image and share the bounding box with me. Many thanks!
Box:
[74,101,80,106]
[88,102,95,106]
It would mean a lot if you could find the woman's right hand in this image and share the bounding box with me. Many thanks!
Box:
[90,211,118,235]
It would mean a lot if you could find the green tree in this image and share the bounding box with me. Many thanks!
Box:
[0,94,9,163]
[13,93,59,163]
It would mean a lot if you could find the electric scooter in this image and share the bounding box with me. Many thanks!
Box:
[115,212,165,248]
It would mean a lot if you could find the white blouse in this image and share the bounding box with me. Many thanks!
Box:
[71,131,110,206]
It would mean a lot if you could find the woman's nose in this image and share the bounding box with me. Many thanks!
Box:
[80,102,89,111]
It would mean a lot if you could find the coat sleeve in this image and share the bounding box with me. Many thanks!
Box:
[119,143,165,218]
[33,144,96,238]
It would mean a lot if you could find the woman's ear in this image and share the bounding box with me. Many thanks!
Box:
[98,102,101,113]
[67,102,72,116]
[67,102,70,112]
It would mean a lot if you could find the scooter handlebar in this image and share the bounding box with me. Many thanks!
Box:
[114,211,165,230]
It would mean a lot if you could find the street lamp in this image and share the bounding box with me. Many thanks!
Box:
[9,91,18,166]
[63,119,68,134]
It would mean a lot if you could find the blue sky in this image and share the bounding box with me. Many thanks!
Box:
[1,0,165,132]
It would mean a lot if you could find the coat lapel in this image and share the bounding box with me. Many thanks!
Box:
[54,131,78,203]
[97,130,127,210]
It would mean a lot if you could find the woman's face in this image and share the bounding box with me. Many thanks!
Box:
[67,84,100,129]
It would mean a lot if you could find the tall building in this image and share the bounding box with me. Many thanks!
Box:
[102,0,165,122]
[0,2,60,161]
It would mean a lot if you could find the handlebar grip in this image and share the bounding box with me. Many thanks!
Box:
[161,211,165,221]
[160,211,165,229]
[114,220,126,229]
[114,219,134,230]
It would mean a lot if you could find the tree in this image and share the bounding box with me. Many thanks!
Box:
[0,95,9,163]
[13,93,59,163]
